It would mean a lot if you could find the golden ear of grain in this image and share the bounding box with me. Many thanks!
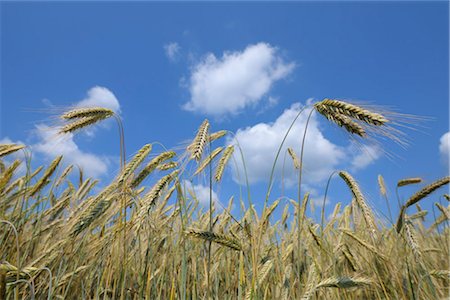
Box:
[341,229,387,260]
[185,228,242,251]
[287,147,301,169]
[404,176,450,208]
[209,130,227,142]
[0,144,25,157]
[118,144,152,185]
[339,171,377,235]
[131,151,176,188]
[404,220,422,262]
[378,175,386,197]
[315,99,388,126]
[397,177,422,187]
[315,276,372,289]
[214,145,234,182]
[301,263,318,300]
[61,107,114,120]
[314,106,367,137]
[188,119,210,161]
[157,161,178,171]
[194,147,223,176]
[435,203,450,220]
[29,155,63,197]
[135,170,179,228]
[59,110,113,134]
[0,160,21,194]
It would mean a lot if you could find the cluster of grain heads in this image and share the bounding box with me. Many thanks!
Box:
[314,98,389,138]
[59,107,114,134]
[1,104,449,299]
[131,151,176,188]
[118,143,152,185]
[396,176,450,232]
[314,99,388,127]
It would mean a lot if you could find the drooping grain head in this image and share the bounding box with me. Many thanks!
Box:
[61,107,114,120]
[315,99,388,126]
[0,144,25,157]
[397,177,422,187]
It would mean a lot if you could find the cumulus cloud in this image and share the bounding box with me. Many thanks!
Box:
[350,144,382,171]
[182,180,220,208]
[183,43,295,116]
[164,42,181,62]
[76,86,121,113]
[229,103,346,186]
[439,131,450,168]
[227,102,383,188]
[32,125,109,178]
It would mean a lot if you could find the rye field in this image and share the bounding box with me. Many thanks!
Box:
[0,99,449,300]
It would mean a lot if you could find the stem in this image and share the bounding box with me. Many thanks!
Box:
[264,106,307,210]
[321,171,337,237]
[208,137,213,300]
[297,107,314,295]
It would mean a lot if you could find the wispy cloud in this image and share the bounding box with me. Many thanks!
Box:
[164,42,181,62]
[439,131,449,169]
[183,43,295,117]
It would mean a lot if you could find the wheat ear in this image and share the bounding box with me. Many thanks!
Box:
[61,107,114,120]
[118,144,152,185]
[188,119,210,161]
[0,144,25,157]
[194,147,223,176]
[185,228,242,251]
[339,171,377,235]
[315,98,388,126]
[287,147,301,169]
[130,151,176,188]
[397,177,422,187]
[315,276,371,289]
[215,145,234,182]
[396,177,450,232]
[29,155,62,197]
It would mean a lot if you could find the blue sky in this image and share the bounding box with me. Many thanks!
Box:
[1,2,449,223]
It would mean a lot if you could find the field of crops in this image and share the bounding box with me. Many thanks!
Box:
[0,99,449,299]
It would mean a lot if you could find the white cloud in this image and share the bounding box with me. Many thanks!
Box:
[350,144,382,171]
[32,125,109,178]
[76,86,120,113]
[439,131,450,168]
[164,42,181,62]
[182,180,220,208]
[227,102,383,188]
[183,43,295,116]
[229,103,346,186]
